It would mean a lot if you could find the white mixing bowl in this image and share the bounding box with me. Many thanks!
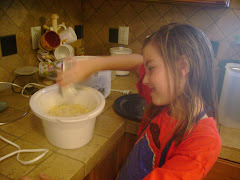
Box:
[30,84,105,149]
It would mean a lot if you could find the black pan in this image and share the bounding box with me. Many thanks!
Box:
[113,94,147,122]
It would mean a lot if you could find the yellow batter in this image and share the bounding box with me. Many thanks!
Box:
[48,104,90,117]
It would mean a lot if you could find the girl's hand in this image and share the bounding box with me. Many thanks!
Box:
[56,57,97,87]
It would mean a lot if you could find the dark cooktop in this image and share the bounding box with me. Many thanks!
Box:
[113,94,147,123]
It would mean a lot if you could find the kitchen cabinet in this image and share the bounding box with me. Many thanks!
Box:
[204,158,240,179]
[132,0,230,7]
[83,133,137,180]
[84,133,240,180]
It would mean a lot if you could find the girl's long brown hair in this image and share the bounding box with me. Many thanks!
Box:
[142,23,218,145]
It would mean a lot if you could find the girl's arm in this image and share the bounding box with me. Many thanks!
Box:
[97,54,143,72]
[57,54,143,87]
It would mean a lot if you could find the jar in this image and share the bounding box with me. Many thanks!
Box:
[110,47,132,79]
[39,61,62,80]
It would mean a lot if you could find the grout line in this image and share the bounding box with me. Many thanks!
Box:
[0,172,11,180]
[128,0,149,15]
[88,0,105,12]
[55,150,87,164]
[93,132,111,140]
[159,3,175,18]
[138,4,161,29]
[109,0,128,14]
[2,0,14,13]
[24,152,54,177]
[19,0,34,11]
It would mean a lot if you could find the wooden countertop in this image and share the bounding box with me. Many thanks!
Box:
[0,72,239,180]
[0,73,140,180]
[219,125,240,163]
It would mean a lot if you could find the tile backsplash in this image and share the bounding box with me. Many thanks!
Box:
[83,0,240,58]
[0,0,82,82]
[1,0,240,82]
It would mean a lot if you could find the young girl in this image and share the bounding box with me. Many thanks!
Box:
[58,23,221,180]
[22,23,221,180]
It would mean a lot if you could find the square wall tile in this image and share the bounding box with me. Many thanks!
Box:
[129,16,147,38]
[163,7,187,24]
[150,18,167,33]
[6,0,28,27]
[154,3,173,16]
[109,0,128,12]
[0,54,23,74]
[205,7,231,22]
[0,66,11,82]
[0,15,18,36]
[118,3,138,25]
[188,9,213,30]
[204,23,225,41]
[217,39,237,60]
[216,11,240,36]
[178,5,200,18]
[89,0,105,9]
[0,0,13,12]
[128,40,142,54]
[107,14,125,27]
[130,1,148,14]
[140,4,160,28]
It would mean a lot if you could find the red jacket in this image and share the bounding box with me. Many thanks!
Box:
[135,64,222,180]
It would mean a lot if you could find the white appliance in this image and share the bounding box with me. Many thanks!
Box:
[218,63,240,129]
[71,56,111,98]
[110,47,132,76]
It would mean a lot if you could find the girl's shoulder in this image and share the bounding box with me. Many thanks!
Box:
[195,117,219,135]
[182,117,221,151]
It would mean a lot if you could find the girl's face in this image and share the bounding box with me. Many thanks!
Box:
[142,43,175,106]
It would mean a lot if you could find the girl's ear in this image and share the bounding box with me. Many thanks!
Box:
[178,55,190,77]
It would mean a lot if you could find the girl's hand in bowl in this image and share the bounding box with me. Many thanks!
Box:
[56,56,97,88]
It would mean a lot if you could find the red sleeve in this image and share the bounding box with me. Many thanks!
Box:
[136,64,151,104]
[143,119,222,180]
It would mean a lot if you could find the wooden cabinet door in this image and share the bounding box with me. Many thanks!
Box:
[83,133,137,180]
[172,0,230,6]
[131,0,231,7]
[204,158,240,180]
[84,133,240,180]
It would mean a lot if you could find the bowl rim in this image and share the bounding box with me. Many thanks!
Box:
[29,84,105,123]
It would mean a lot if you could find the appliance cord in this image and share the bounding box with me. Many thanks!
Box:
[0,82,49,165]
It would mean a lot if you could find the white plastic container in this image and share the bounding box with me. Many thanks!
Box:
[60,56,111,98]
[110,47,132,77]
[75,56,111,98]
[30,84,105,149]
[218,63,240,129]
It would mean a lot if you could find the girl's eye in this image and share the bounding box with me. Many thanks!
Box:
[147,67,154,72]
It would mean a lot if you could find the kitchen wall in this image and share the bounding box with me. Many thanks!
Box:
[1,0,240,83]
[82,0,240,63]
[0,0,82,82]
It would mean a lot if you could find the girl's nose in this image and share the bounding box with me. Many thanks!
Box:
[143,73,149,85]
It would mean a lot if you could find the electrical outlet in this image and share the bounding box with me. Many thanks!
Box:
[31,26,41,49]
[109,28,118,43]
[0,35,17,56]
[210,40,219,58]
[75,25,84,39]
[118,26,129,45]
